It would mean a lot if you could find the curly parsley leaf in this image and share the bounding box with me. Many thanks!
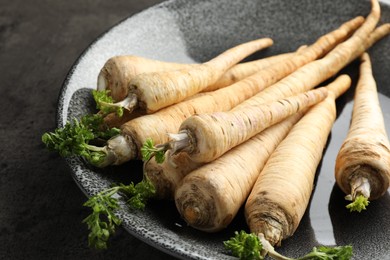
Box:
[41,114,119,166]
[224,231,263,260]
[82,179,156,249]
[140,138,167,163]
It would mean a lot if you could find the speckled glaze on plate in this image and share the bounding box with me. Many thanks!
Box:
[57,0,390,259]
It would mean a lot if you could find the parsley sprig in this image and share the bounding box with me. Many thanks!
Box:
[92,90,127,117]
[224,231,263,260]
[41,114,120,166]
[83,180,156,249]
[345,194,370,212]
[224,231,353,260]
[140,138,170,163]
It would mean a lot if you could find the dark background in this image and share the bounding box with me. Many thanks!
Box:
[0,0,178,258]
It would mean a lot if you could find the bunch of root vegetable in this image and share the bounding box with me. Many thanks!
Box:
[42,0,390,258]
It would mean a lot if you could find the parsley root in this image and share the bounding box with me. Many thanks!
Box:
[245,75,351,247]
[174,112,304,232]
[98,50,297,102]
[335,53,390,212]
[102,37,274,114]
[168,87,329,163]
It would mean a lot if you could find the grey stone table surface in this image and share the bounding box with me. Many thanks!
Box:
[0,0,176,259]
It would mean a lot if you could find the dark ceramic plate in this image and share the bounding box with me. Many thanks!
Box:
[57,0,390,259]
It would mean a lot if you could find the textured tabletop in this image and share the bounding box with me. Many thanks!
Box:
[0,0,175,259]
